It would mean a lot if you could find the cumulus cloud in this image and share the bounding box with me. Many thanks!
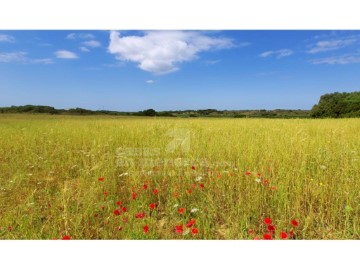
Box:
[146,80,155,84]
[55,50,78,59]
[260,49,293,58]
[310,54,360,65]
[0,34,15,43]
[307,38,356,54]
[108,31,233,74]
[82,40,101,48]
[66,33,95,40]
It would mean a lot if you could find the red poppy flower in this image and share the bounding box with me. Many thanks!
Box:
[123,217,128,223]
[264,217,272,225]
[245,171,251,176]
[122,207,127,212]
[267,225,276,234]
[98,177,104,182]
[289,229,294,237]
[132,192,137,200]
[191,183,196,189]
[191,228,199,235]
[116,201,122,206]
[270,186,277,191]
[178,208,185,214]
[186,219,196,228]
[263,233,272,240]
[103,191,108,196]
[175,225,183,234]
[199,183,205,189]
[143,225,149,234]
[253,237,260,240]
[187,189,193,194]
[149,203,156,210]
[143,184,148,190]
[280,231,288,239]
[153,189,159,195]
[257,172,261,177]
[217,174,222,179]
[263,179,269,185]
[249,229,254,235]
[191,166,196,170]
[114,209,121,216]
[291,219,299,227]
[62,235,71,240]
[135,212,146,219]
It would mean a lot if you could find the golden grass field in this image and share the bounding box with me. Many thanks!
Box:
[0,114,359,240]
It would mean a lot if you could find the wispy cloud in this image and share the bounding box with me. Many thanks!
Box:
[259,49,293,58]
[55,50,79,59]
[0,52,26,62]
[0,51,54,64]
[66,33,95,40]
[108,30,233,74]
[32,58,54,64]
[307,38,356,54]
[310,53,360,65]
[146,80,155,84]
[0,34,15,43]
[80,46,90,52]
[82,40,101,48]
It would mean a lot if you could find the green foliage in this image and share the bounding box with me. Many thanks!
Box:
[310,91,360,118]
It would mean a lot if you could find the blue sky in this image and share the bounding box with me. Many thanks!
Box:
[1,30,360,111]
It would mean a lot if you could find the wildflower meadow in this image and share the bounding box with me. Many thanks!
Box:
[0,114,359,240]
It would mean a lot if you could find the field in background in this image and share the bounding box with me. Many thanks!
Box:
[0,114,359,240]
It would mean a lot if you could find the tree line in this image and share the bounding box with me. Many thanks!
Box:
[1,91,359,118]
[310,91,360,118]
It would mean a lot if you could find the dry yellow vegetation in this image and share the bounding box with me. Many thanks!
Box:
[0,114,359,239]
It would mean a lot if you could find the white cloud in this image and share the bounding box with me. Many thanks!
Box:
[307,38,356,54]
[277,49,293,58]
[55,50,78,59]
[0,52,27,62]
[80,46,90,52]
[0,34,15,43]
[0,52,54,64]
[66,33,76,39]
[108,30,233,74]
[259,51,274,58]
[311,54,360,65]
[260,49,293,58]
[66,33,95,40]
[82,40,101,48]
[146,80,154,84]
